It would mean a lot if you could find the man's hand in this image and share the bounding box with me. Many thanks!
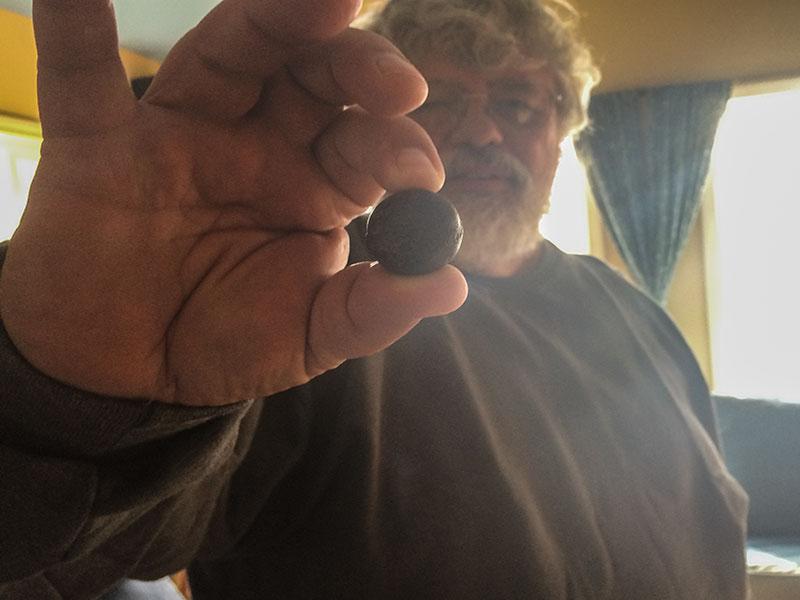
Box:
[0,0,467,405]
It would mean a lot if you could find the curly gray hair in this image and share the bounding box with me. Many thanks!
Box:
[357,0,600,137]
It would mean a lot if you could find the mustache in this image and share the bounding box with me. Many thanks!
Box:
[443,147,531,188]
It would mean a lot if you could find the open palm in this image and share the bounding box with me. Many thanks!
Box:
[0,0,467,405]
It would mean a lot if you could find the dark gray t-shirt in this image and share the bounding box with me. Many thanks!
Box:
[188,240,749,599]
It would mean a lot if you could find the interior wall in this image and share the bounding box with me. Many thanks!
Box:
[573,0,800,92]
[8,1,798,113]
[362,0,800,92]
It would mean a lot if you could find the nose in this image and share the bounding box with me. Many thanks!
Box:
[450,97,504,147]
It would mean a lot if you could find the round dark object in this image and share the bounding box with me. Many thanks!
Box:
[365,189,463,275]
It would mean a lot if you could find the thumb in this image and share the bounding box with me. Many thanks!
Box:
[306,262,468,375]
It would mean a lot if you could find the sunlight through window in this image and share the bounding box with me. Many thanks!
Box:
[707,85,800,402]
[540,138,591,254]
[0,128,41,241]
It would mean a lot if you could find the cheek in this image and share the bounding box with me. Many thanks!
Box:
[510,127,562,179]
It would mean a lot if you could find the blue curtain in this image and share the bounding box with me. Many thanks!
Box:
[575,81,732,303]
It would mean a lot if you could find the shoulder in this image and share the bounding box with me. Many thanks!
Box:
[561,250,661,312]
[540,243,654,308]
[549,246,699,365]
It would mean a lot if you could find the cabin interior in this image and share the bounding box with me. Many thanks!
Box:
[1,0,799,598]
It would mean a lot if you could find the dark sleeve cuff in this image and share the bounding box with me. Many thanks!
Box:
[0,302,250,459]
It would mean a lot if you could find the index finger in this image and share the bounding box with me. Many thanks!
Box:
[144,0,363,120]
[33,0,136,137]
[289,28,429,118]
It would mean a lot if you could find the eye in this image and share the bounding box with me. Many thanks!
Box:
[492,99,545,126]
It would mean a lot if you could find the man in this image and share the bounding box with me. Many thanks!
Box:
[0,0,748,599]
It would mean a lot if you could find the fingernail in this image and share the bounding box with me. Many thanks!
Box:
[375,53,415,78]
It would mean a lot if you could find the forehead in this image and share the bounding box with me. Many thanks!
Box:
[415,56,557,94]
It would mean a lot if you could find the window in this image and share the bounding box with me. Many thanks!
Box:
[540,137,591,254]
[705,81,800,402]
[0,117,41,241]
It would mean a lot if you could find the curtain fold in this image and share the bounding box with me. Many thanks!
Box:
[575,81,732,303]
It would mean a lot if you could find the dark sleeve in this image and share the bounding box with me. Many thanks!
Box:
[685,371,721,450]
[0,246,257,597]
[581,254,721,449]
[642,288,721,449]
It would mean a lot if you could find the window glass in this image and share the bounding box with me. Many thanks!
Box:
[706,86,800,402]
[0,128,41,241]
[540,137,591,254]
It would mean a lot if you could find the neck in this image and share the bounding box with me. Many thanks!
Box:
[458,234,545,278]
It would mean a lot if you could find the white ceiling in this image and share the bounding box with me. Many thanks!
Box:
[0,0,221,60]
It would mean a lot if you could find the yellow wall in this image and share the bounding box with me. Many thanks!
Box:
[8,1,799,114]
[665,219,711,383]
[0,8,159,121]
[0,10,37,120]
[362,0,800,91]
[574,0,800,92]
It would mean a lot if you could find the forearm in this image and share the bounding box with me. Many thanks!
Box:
[0,296,253,595]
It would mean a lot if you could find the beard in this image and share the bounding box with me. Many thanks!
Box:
[440,146,551,276]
